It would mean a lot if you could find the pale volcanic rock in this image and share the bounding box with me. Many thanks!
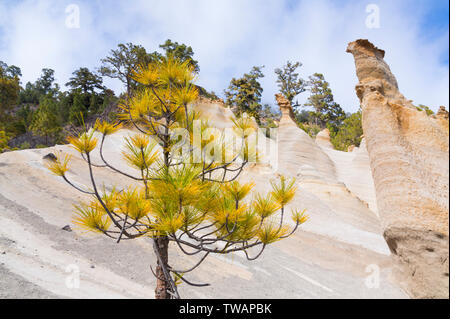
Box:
[347,39,449,298]
[193,97,236,129]
[315,129,334,149]
[275,94,338,182]
[0,95,406,299]
[436,106,448,120]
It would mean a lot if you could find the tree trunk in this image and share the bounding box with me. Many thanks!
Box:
[154,236,170,299]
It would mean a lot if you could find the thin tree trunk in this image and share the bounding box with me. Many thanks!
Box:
[154,236,170,299]
[154,105,172,299]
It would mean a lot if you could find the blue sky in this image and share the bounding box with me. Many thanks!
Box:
[0,0,448,112]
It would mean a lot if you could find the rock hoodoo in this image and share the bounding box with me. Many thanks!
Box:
[315,129,334,149]
[275,93,296,121]
[274,93,337,180]
[347,39,449,298]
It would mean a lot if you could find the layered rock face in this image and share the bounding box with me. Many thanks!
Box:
[315,129,334,149]
[274,94,337,180]
[347,39,449,298]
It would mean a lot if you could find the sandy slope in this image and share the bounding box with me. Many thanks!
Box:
[0,100,407,298]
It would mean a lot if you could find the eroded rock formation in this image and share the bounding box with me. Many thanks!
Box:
[347,39,449,298]
[275,93,296,121]
[315,128,334,149]
[275,93,337,181]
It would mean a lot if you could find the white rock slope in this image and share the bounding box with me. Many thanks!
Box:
[0,98,406,299]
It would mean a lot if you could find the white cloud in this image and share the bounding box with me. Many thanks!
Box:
[0,0,448,112]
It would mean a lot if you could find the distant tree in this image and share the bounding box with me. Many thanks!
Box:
[98,89,119,119]
[274,61,306,107]
[303,73,345,128]
[66,68,104,95]
[259,103,281,135]
[415,104,434,116]
[100,43,155,96]
[19,82,40,105]
[294,109,314,124]
[330,110,363,151]
[159,39,199,73]
[14,105,35,134]
[0,77,20,115]
[224,66,265,123]
[260,103,280,121]
[0,130,9,152]
[0,61,22,79]
[100,40,199,97]
[30,96,62,144]
[68,92,88,125]
[0,62,20,116]
[35,68,59,96]
[19,69,60,105]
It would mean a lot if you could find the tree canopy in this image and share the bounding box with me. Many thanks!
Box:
[100,43,154,96]
[303,73,345,128]
[224,66,265,123]
[329,110,363,151]
[0,61,21,116]
[274,61,306,105]
[66,67,104,94]
[158,39,199,73]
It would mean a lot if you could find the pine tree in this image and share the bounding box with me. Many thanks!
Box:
[0,130,10,152]
[0,61,21,117]
[303,73,345,128]
[30,96,62,144]
[224,66,265,123]
[330,110,363,151]
[68,92,87,126]
[46,58,307,299]
[274,61,306,106]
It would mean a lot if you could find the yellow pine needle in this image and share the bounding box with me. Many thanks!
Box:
[122,137,159,171]
[252,193,281,219]
[67,130,98,154]
[129,133,150,149]
[270,175,297,206]
[129,90,161,119]
[212,203,248,226]
[292,208,309,225]
[150,164,205,205]
[173,272,184,287]
[181,207,204,229]
[230,209,260,241]
[73,203,111,233]
[158,57,196,87]
[231,115,257,139]
[223,181,255,202]
[45,153,71,176]
[173,84,199,106]
[94,119,122,136]
[156,213,185,234]
[257,223,289,244]
[132,63,159,87]
[117,188,151,221]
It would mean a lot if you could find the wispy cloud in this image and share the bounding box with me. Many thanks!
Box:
[0,0,448,112]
